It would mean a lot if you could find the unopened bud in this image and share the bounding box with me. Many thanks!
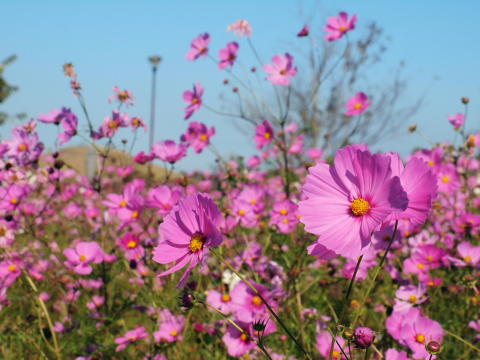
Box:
[353,327,375,349]
[343,328,354,340]
[408,124,417,133]
[461,97,470,104]
[426,340,441,354]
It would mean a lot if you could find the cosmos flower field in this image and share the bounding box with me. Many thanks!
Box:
[0,12,479,360]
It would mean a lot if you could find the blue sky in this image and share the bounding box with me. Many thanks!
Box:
[2,0,479,170]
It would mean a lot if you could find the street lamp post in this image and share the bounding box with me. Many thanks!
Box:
[148,55,161,180]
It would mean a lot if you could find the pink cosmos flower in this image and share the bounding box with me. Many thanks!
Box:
[186,33,210,61]
[63,241,104,275]
[227,19,252,38]
[297,25,309,37]
[254,120,274,149]
[99,110,129,138]
[118,232,144,260]
[0,184,26,212]
[206,289,233,314]
[324,12,358,41]
[152,140,187,164]
[393,284,428,313]
[108,86,134,107]
[58,110,78,145]
[218,42,239,69]
[264,53,297,86]
[448,113,465,130]
[148,185,182,215]
[345,92,371,116]
[401,314,443,359]
[134,151,154,164]
[229,280,276,323]
[449,241,480,267]
[154,309,185,343]
[114,326,148,352]
[270,200,299,234]
[231,199,258,228]
[152,193,223,288]
[222,319,276,357]
[247,155,261,168]
[298,144,408,259]
[183,83,203,120]
[4,126,44,166]
[181,121,215,153]
[316,330,346,359]
[436,164,460,193]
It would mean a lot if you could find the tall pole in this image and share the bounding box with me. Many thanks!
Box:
[148,55,161,181]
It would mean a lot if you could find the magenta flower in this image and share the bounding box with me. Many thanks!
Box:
[147,185,182,215]
[154,309,185,343]
[186,33,210,61]
[298,144,408,259]
[99,110,129,138]
[152,193,223,288]
[58,110,78,145]
[229,280,276,323]
[297,25,310,37]
[264,53,297,86]
[401,314,444,359]
[324,12,358,41]
[449,241,480,267]
[253,120,274,149]
[218,41,239,69]
[206,289,233,314]
[118,232,144,260]
[317,330,346,359]
[183,83,203,120]
[448,113,465,129]
[385,349,411,360]
[270,200,299,234]
[152,140,187,164]
[63,241,104,275]
[393,284,428,313]
[181,121,215,153]
[114,326,148,352]
[345,92,371,116]
[227,19,252,38]
[4,126,44,166]
[222,319,276,357]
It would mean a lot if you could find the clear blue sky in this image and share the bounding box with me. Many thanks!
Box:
[2,0,479,170]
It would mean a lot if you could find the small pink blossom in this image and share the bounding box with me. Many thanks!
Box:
[324,12,357,41]
[227,19,252,38]
[264,53,297,86]
[345,92,371,116]
[186,33,210,61]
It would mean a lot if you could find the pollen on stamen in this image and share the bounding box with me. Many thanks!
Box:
[350,198,371,216]
[189,233,206,253]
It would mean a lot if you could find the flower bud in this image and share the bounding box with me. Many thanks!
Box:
[343,328,354,340]
[426,340,441,354]
[353,327,375,348]
[461,97,470,104]
[408,124,417,133]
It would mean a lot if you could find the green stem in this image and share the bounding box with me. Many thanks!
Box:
[210,249,312,359]
[445,329,480,353]
[352,220,398,328]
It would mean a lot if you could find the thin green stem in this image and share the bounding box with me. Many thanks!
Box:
[445,329,480,353]
[210,248,312,359]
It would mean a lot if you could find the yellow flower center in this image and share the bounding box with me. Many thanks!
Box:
[441,176,450,183]
[264,132,271,139]
[118,91,129,100]
[417,263,425,270]
[17,143,28,152]
[7,264,17,272]
[464,255,472,263]
[339,26,347,32]
[0,227,6,237]
[127,240,137,249]
[354,102,363,110]
[415,333,425,344]
[252,296,262,306]
[131,211,139,219]
[279,69,287,75]
[169,330,178,337]
[427,160,434,167]
[426,255,434,262]
[237,209,246,216]
[408,295,417,303]
[332,350,341,359]
[189,233,206,253]
[192,98,199,104]
[79,254,87,262]
[108,121,118,129]
[132,117,141,126]
[199,134,208,141]
[350,198,371,216]
[282,218,289,224]
[221,294,231,302]
[10,197,18,205]
[240,333,249,342]
[249,199,257,205]
[119,200,127,207]
[279,209,288,215]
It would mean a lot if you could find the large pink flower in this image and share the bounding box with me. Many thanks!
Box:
[263,53,297,86]
[298,144,408,259]
[153,193,223,288]
[324,12,358,41]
